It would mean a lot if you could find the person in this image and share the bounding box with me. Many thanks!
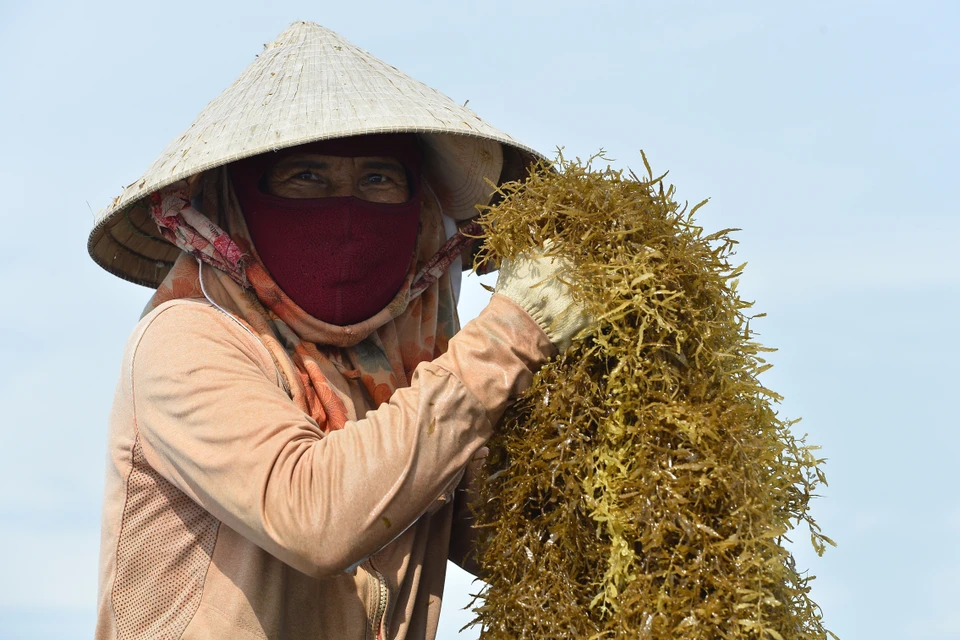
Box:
[87,21,589,640]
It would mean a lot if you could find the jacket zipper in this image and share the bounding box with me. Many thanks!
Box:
[368,561,388,640]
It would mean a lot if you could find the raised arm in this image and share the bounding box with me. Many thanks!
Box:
[129,294,553,579]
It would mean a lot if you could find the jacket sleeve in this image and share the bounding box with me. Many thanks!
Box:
[129,294,554,579]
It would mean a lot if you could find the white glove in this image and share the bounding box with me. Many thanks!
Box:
[494,245,593,352]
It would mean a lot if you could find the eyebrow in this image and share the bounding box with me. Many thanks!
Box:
[359,160,406,173]
[272,159,331,171]
[270,158,406,173]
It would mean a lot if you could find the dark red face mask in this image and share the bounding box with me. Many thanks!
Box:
[230,134,423,326]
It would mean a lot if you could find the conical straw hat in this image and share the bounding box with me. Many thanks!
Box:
[88,21,542,287]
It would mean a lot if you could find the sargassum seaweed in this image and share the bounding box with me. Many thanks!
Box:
[468,153,836,640]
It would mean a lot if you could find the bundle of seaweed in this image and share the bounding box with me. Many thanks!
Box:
[469,154,835,639]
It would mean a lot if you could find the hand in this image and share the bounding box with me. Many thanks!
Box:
[494,244,593,352]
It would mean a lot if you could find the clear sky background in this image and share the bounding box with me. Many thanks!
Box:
[0,1,957,638]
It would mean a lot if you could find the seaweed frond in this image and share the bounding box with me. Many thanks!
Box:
[469,153,836,640]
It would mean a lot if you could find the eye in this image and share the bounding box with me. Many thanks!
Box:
[293,170,324,182]
[362,173,392,185]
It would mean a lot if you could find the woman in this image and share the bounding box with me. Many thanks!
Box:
[88,22,588,640]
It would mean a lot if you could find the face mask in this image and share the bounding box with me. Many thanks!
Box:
[230,134,423,326]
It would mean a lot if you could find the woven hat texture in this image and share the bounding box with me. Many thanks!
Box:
[88,21,541,287]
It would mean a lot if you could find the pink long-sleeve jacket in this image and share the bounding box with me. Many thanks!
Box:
[94,292,554,640]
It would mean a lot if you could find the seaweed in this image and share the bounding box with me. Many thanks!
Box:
[468,153,836,640]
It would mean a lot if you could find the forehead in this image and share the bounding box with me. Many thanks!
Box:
[269,154,406,171]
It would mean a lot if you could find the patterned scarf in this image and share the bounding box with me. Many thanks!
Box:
[143,166,476,431]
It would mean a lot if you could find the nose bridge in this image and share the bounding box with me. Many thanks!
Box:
[330,181,355,198]
[332,158,360,198]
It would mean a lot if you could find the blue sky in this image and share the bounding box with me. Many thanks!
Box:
[0,1,957,638]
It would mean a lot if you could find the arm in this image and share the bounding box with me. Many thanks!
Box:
[130,295,553,579]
